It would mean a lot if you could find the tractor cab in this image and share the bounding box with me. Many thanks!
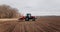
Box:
[26,13,31,18]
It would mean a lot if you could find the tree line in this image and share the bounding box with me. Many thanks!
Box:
[0,4,21,18]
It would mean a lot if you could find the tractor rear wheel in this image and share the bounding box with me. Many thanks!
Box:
[25,18,29,21]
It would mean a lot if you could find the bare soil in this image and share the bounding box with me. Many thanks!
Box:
[0,16,60,32]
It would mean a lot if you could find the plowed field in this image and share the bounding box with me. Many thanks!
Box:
[0,16,60,32]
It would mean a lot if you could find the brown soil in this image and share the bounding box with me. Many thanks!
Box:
[0,16,60,32]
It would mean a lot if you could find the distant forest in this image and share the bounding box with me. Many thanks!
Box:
[0,4,21,18]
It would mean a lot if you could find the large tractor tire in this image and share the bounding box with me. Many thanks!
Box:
[25,18,29,21]
[32,18,35,21]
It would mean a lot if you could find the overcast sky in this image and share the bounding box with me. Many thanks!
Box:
[0,0,60,16]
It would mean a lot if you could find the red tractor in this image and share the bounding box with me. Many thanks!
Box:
[18,13,36,21]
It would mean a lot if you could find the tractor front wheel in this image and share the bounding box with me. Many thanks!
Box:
[32,18,35,21]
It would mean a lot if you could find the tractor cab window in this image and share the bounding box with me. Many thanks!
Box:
[28,14,31,17]
[27,14,31,17]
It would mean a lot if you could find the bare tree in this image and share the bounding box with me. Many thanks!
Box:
[0,4,21,18]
